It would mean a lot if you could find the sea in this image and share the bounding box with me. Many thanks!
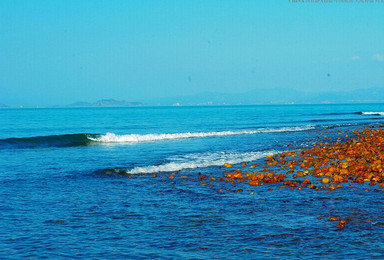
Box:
[1,103,384,259]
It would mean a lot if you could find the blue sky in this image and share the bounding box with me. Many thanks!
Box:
[0,0,383,106]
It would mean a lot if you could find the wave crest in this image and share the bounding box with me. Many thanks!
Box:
[0,134,92,149]
[358,112,384,116]
[89,126,315,144]
[106,150,277,174]
[0,126,315,149]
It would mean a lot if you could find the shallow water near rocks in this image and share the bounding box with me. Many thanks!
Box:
[1,104,384,258]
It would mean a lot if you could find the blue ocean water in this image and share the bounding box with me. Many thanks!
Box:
[1,104,384,258]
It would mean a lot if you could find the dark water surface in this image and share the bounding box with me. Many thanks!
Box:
[1,104,384,258]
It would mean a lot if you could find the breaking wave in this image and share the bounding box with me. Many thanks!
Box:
[96,150,277,175]
[357,112,384,116]
[0,126,315,149]
[89,126,315,144]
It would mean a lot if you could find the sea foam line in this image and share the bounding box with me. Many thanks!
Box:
[124,150,277,174]
[360,112,384,116]
[88,126,315,144]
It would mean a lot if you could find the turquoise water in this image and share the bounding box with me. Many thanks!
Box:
[1,104,384,258]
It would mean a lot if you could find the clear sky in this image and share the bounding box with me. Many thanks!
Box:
[0,0,383,106]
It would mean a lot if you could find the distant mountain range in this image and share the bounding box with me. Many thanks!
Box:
[1,87,384,108]
[63,87,384,107]
[144,87,384,106]
[67,99,144,107]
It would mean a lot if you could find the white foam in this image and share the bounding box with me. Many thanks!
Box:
[125,150,277,174]
[89,126,314,144]
[361,112,384,116]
